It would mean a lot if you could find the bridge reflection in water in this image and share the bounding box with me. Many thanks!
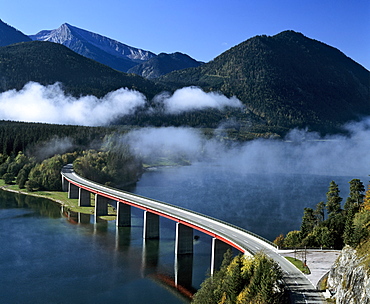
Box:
[61,207,212,299]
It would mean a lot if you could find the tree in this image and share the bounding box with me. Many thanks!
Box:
[313,201,326,224]
[283,230,301,248]
[326,181,342,217]
[2,172,14,184]
[312,226,334,248]
[344,179,365,211]
[343,207,356,247]
[273,234,285,248]
[364,184,370,211]
[301,208,316,238]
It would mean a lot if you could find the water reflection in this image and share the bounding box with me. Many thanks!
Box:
[0,190,61,218]
[0,190,196,303]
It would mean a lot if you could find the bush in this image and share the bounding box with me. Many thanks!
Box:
[2,172,14,184]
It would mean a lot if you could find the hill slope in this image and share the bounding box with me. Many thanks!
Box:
[157,31,370,132]
[0,41,162,98]
[30,23,156,72]
[127,52,203,79]
[0,19,31,46]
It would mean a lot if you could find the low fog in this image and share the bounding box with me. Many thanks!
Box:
[125,120,370,178]
[1,82,369,178]
[0,82,242,125]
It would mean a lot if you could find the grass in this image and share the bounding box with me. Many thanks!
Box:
[0,179,117,221]
[285,256,311,274]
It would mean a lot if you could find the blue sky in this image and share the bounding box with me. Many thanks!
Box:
[1,0,369,69]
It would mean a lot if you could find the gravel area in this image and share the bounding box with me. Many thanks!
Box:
[279,249,341,288]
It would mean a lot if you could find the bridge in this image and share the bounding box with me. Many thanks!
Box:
[61,165,325,303]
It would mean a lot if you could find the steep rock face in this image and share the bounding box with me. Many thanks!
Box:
[327,246,370,304]
[30,23,156,72]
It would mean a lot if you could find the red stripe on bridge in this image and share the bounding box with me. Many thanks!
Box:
[66,178,245,253]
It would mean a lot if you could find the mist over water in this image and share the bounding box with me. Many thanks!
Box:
[125,118,370,178]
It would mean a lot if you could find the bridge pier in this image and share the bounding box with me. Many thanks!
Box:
[175,223,193,255]
[61,176,69,192]
[79,188,91,207]
[95,194,108,216]
[211,238,232,276]
[116,202,131,227]
[143,211,159,239]
[68,183,79,199]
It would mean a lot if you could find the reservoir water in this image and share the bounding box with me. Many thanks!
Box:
[0,162,366,303]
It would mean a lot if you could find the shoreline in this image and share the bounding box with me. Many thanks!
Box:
[0,184,117,220]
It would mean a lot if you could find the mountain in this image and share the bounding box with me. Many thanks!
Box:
[0,19,31,46]
[127,52,203,79]
[30,23,156,72]
[0,41,162,99]
[157,31,370,133]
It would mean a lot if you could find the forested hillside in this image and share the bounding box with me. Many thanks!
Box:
[157,31,370,133]
[0,120,111,157]
[0,41,162,98]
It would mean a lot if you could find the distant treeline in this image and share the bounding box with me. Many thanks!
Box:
[0,120,122,156]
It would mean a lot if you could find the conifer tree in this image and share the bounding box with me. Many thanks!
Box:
[326,181,342,217]
[344,179,365,211]
[301,208,316,238]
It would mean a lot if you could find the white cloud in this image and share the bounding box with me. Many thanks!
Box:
[0,82,147,126]
[154,86,243,114]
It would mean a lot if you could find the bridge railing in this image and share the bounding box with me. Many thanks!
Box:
[62,168,277,249]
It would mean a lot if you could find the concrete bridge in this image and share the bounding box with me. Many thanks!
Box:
[61,164,325,303]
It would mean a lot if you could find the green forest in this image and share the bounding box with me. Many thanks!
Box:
[0,121,143,190]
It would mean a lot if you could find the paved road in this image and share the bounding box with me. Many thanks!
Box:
[62,165,325,303]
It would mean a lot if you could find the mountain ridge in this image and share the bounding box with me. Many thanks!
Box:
[30,23,156,72]
[0,19,32,47]
[0,40,162,99]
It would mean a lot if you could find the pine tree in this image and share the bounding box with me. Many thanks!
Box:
[344,179,365,211]
[343,207,356,247]
[313,201,326,224]
[326,181,342,217]
[301,208,316,238]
